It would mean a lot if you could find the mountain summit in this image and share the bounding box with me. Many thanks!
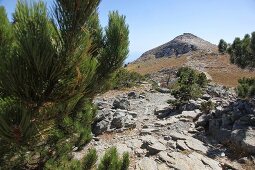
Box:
[137,33,217,61]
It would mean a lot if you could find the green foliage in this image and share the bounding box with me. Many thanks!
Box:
[250,32,255,54]
[110,68,145,89]
[0,6,13,62]
[97,147,129,170]
[81,148,98,170]
[200,101,215,114]
[0,0,129,168]
[236,77,255,98]
[45,156,82,170]
[197,72,208,88]
[121,152,130,170]
[227,32,255,68]
[171,67,208,104]
[0,98,36,144]
[44,147,129,170]
[218,39,228,53]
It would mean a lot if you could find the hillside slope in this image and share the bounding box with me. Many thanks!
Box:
[136,33,217,62]
[128,34,255,87]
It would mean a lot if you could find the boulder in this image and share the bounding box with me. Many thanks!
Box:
[154,105,172,118]
[169,132,189,141]
[94,109,113,122]
[179,109,202,120]
[116,143,133,155]
[231,128,255,154]
[127,91,138,99]
[126,139,143,149]
[181,100,200,111]
[135,148,145,157]
[112,98,131,110]
[147,142,166,155]
[110,111,126,129]
[201,94,211,100]
[184,138,208,154]
[123,115,136,128]
[141,135,158,148]
[195,114,211,127]
[136,157,158,170]
[93,119,110,136]
[159,151,221,170]
[110,110,137,129]
[176,140,190,151]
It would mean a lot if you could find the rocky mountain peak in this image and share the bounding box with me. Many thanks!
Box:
[136,33,217,62]
[174,33,198,40]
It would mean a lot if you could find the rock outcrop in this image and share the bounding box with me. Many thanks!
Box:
[75,82,255,169]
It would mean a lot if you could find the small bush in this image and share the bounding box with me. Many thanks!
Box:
[197,72,208,88]
[97,147,129,170]
[121,152,130,170]
[45,147,129,170]
[237,77,255,98]
[200,101,215,114]
[171,67,208,104]
[172,84,202,102]
[110,68,145,89]
[81,148,97,170]
[45,157,82,170]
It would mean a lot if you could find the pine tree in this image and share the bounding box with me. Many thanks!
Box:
[0,0,129,168]
[224,32,255,99]
[218,39,228,54]
[227,32,255,68]
[250,32,255,55]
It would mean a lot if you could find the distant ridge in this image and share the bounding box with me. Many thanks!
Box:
[136,33,217,62]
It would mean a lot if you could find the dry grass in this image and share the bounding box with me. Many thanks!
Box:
[127,56,187,75]
[128,53,255,87]
[208,69,255,87]
[205,55,255,87]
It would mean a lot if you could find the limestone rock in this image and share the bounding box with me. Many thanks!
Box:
[136,157,158,170]
[162,151,221,170]
[154,117,178,127]
[184,138,208,154]
[169,132,189,140]
[116,143,132,155]
[179,109,202,120]
[147,142,167,155]
[176,140,190,151]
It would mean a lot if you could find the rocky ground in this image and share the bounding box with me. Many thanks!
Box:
[73,82,255,170]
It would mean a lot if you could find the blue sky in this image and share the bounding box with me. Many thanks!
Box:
[1,0,255,63]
